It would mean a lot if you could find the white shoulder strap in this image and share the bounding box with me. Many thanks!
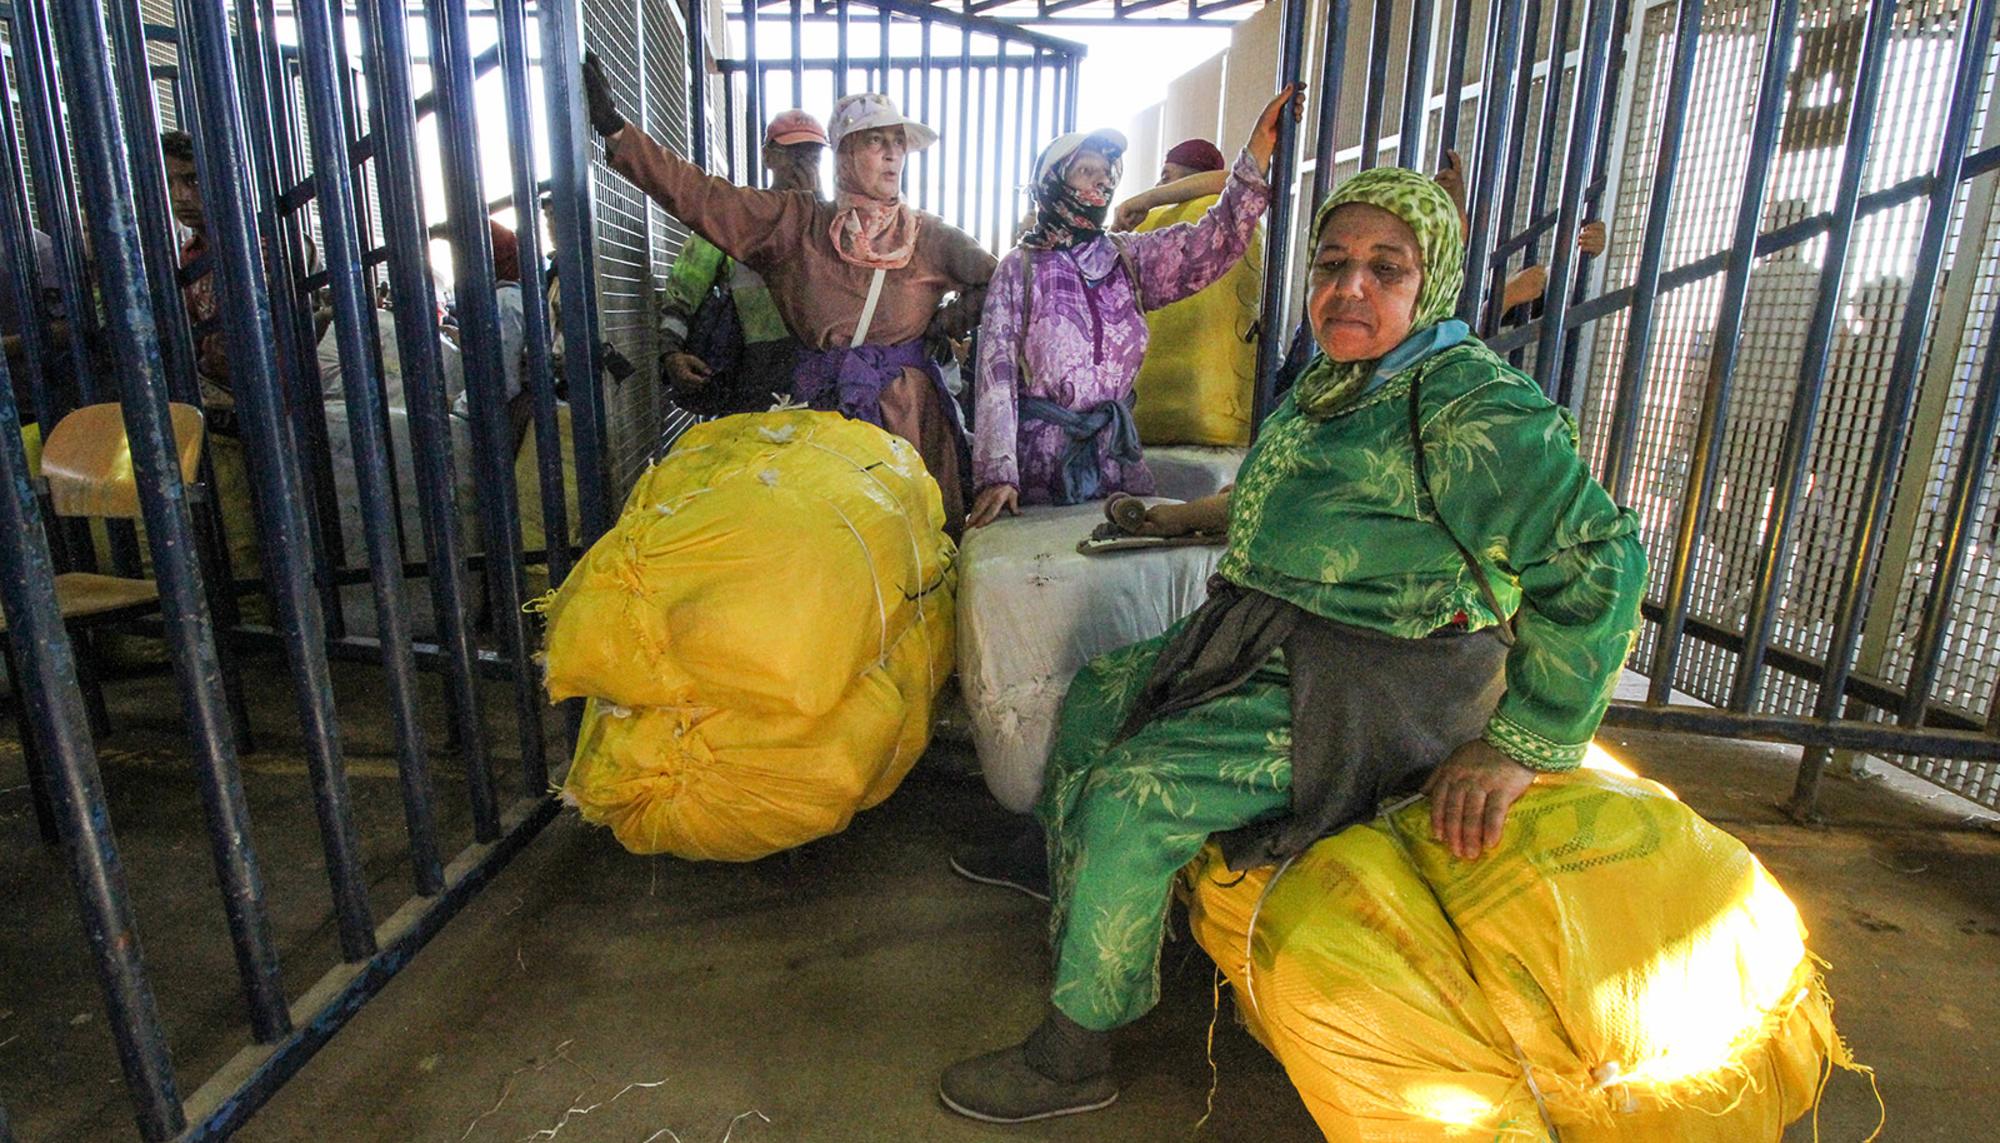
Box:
[850,267,888,348]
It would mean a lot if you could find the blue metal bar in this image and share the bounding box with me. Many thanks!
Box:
[879,7,893,93]
[360,0,501,842]
[296,0,446,894]
[690,0,711,170]
[1600,702,2000,763]
[1398,0,1434,167]
[1529,0,1616,396]
[1597,0,1699,495]
[499,0,573,591]
[1433,0,1474,163]
[1485,0,1543,338]
[1307,0,1353,210]
[795,0,809,106]
[0,36,56,430]
[1522,0,1571,266]
[1792,0,1998,812]
[0,371,181,1139]
[179,797,562,1141]
[958,29,972,225]
[1455,0,1524,323]
[1728,0,1899,713]
[743,0,764,186]
[542,0,615,543]
[919,19,934,210]
[1359,0,1391,170]
[1063,52,1077,130]
[1554,0,1629,408]
[1651,0,1796,708]
[1249,0,1309,426]
[723,66,739,180]
[834,0,848,97]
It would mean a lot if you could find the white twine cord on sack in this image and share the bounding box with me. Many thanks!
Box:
[801,438,939,689]
[1240,850,1301,1023]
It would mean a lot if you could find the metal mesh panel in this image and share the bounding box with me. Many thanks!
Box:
[1583,0,2000,803]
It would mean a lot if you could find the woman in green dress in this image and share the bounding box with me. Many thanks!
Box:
[939,166,1648,1123]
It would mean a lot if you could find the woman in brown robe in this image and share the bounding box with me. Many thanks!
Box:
[582,53,994,528]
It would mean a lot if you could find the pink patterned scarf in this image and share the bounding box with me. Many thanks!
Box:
[828,147,921,270]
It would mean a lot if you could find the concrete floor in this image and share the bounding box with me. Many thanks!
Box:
[3,651,1998,1141]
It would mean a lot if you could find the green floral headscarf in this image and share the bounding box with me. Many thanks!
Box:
[1291,167,1466,419]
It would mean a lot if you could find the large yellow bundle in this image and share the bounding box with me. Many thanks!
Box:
[543,410,955,860]
[1185,765,1854,1141]
[1131,197,1260,447]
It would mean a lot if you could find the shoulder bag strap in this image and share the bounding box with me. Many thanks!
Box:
[1409,373,1517,645]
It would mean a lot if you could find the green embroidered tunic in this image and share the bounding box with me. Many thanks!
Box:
[1218,339,1646,771]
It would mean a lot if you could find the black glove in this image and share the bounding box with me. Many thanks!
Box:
[581,51,625,138]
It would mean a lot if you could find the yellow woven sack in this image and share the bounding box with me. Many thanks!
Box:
[561,596,951,861]
[1188,765,1854,1141]
[539,411,950,716]
[1131,197,1260,447]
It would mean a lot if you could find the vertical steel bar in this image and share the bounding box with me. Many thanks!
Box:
[542,0,615,541]
[295,0,445,894]
[1456,0,1525,323]
[1485,0,1543,336]
[879,7,893,96]
[1063,53,1077,132]
[1399,0,1435,167]
[68,0,384,990]
[723,65,739,181]
[1250,0,1310,425]
[1648,0,1798,703]
[1012,62,1026,238]
[1601,0,1705,499]
[957,30,971,228]
[181,0,355,1040]
[975,66,989,249]
[498,0,573,589]
[441,0,548,792]
[1522,0,1572,265]
[0,40,57,430]
[1529,0,1616,395]
[0,375,181,1139]
[1434,0,1475,162]
[742,0,763,187]
[835,0,849,98]
[919,19,933,210]
[1555,0,1629,405]
[360,0,501,841]
[689,0,711,169]
[1793,0,1997,809]
[1359,0,1392,170]
[795,0,809,106]
[1308,0,1353,211]
[1729,0,1899,713]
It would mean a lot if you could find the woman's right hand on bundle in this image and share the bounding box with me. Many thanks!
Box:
[968,484,1021,528]
[581,52,626,138]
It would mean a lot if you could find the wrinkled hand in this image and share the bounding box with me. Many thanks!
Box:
[967,485,1020,529]
[1246,83,1306,175]
[1422,739,1536,860]
[1112,197,1152,232]
[661,352,712,393]
[1577,219,1608,257]
[581,52,625,138]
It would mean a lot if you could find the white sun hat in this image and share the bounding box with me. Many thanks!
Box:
[827,92,939,152]
[1031,128,1129,184]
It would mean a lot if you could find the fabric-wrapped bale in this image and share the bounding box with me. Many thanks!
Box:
[542,410,955,860]
[1130,196,1260,448]
[1184,764,1857,1141]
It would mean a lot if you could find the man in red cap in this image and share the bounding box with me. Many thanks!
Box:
[656,109,829,416]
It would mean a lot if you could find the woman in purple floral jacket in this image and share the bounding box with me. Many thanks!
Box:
[965,86,1300,529]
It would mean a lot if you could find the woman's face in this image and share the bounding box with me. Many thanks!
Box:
[1062,147,1118,206]
[1307,203,1424,362]
[841,127,908,199]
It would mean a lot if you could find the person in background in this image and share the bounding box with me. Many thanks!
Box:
[965,92,1296,529]
[1434,149,1607,324]
[583,52,993,530]
[656,109,827,417]
[939,165,1644,1125]
[1,227,67,423]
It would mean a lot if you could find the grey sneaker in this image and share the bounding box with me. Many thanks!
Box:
[949,821,1050,903]
[938,1043,1118,1124]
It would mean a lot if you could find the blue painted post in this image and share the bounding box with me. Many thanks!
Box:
[920,20,934,209]
[1250,0,1310,426]
[1398,0,1435,168]
[0,373,181,1140]
[294,0,446,893]
[349,0,493,842]
[1456,0,1525,323]
[1434,0,1475,162]
[1530,0,1617,396]
[743,0,764,187]
[1728,0,1900,713]
[835,0,848,98]
[435,0,549,791]
[1307,0,1352,210]
[540,0,615,542]
[690,0,711,170]
[1648,0,1799,704]
[1359,0,1392,170]
[497,0,574,591]
[1487,0,1542,335]
[1792,0,1998,813]
[0,39,56,430]
[1600,0,1705,500]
